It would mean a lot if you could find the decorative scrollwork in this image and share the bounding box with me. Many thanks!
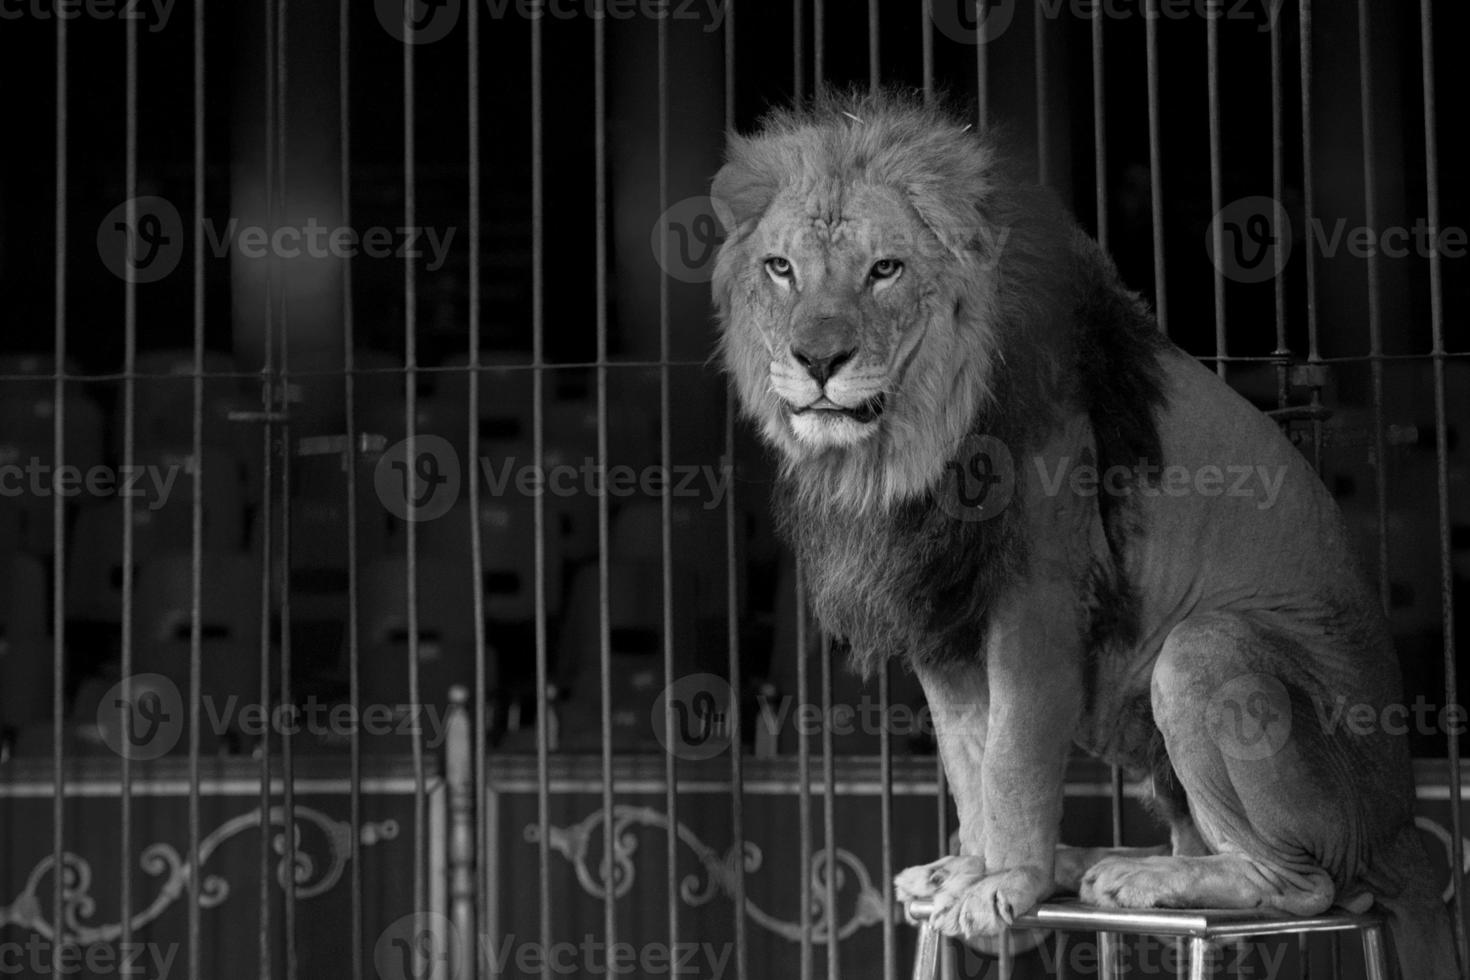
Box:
[527,805,886,943]
[0,805,397,944]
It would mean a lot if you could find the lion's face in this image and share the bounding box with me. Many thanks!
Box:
[711,98,1061,510]
[743,183,932,452]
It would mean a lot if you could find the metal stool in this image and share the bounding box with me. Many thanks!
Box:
[908,899,1389,980]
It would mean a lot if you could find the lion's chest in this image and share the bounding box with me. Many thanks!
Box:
[778,484,1022,674]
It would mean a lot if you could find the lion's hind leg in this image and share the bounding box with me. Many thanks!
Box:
[1081,613,1357,916]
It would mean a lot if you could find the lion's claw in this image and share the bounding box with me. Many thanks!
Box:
[895,857,1049,940]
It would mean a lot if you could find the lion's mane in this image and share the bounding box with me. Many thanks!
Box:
[713,91,1168,673]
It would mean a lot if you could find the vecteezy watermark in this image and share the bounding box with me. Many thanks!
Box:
[0,458,184,507]
[652,196,730,285]
[1207,672,1470,762]
[1206,672,1293,762]
[373,436,734,522]
[376,912,462,980]
[935,437,1288,523]
[0,937,180,977]
[652,673,733,761]
[0,0,176,32]
[375,913,736,980]
[96,197,457,284]
[1209,196,1470,284]
[99,674,452,760]
[375,0,727,45]
[930,0,1285,45]
[1022,930,1289,979]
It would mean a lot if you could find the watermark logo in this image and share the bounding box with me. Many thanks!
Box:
[0,937,181,977]
[0,0,178,32]
[1211,196,1469,284]
[98,672,185,761]
[652,673,732,761]
[375,435,463,523]
[96,196,185,284]
[937,434,1015,523]
[1208,196,1293,285]
[929,0,1018,44]
[373,437,735,521]
[376,0,463,44]
[1206,672,1292,761]
[376,911,463,980]
[376,0,727,44]
[652,195,729,284]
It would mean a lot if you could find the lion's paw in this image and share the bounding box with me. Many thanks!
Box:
[897,858,1048,938]
[895,855,985,909]
[1079,856,1183,908]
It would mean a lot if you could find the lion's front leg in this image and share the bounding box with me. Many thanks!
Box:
[896,585,1084,941]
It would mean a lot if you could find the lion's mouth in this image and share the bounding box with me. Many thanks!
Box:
[794,393,887,424]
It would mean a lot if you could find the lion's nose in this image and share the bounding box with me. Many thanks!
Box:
[792,345,856,387]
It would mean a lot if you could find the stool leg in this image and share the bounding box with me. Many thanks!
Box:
[912,920,940,980]
[1360,925,1389,980]
[1189,937,1214,980]
[998,928,1013,980]
[1100,932,1123,980]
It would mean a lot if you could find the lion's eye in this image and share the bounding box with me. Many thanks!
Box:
[870,258,903,281]
[765,256,793,279]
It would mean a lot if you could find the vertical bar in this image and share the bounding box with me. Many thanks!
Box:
[1356,0,1391,610]
[821,633,838,980]
[868,0,879,96]
[257,1,277,971]
[1144,0,1168,333]
[401,0,428,931]
[1420,0,1467,966]
[796,560,813,980]
[657,8,682,980]
[976,0,989,131]
[921,0,934,104]
[1207,0,1226,377]
[1361,925,1388,980]
[934,740,951,979]
[464,0,492,971]
[1188,937,1212,980]
[722,6,749,980]
[793,0,804,103]
[273,2,298,974]
[1269,0,1289,411]
[1298,0,1319,365]
[593,0,617,962]
[119,3,139,962]
[879,664,895,980]
[188,1,207,978]
[1092,0,1108,250]
[912,918,939,980]
[530,7,553,980]
[50,7,68,980]
[1034,0,1049,185]
[1100,932,1122,980]
[338,0,364,976]
[1298,0,1324,472]
[813,0,824,98]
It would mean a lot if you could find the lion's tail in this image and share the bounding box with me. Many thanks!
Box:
[1371,829,1461,980]
[1375,881,1459,979]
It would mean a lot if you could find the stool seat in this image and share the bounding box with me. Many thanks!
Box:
[907,899,1389,980]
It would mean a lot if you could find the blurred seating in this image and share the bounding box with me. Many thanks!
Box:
[414,496,563,622]
[355,555,481,750]
[553,557,699,751]
[0,552,50,737]
[134,553,263,745]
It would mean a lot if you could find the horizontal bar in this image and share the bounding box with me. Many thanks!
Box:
[904,900,1381,939]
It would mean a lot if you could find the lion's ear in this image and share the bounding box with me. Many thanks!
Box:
[711,159,778,237]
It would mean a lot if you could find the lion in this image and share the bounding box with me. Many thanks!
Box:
[710,91,1458,978]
